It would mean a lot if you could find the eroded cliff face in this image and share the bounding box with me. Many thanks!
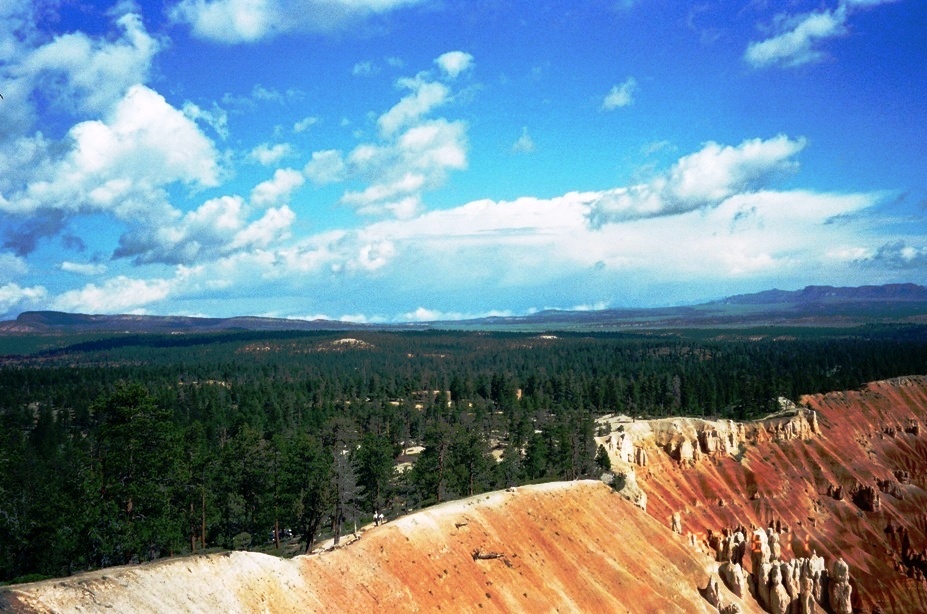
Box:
[600,375,927,614]
[1,481,757,614]
[6,376,927,613]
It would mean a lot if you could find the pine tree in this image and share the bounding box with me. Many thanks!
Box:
[354,432,395,515]
[281,432,331,553]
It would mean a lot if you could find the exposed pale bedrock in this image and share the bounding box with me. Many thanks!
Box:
[597,375,927,613]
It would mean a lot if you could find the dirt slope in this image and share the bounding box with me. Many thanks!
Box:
[632,376,927,613]
[1,481,756,613]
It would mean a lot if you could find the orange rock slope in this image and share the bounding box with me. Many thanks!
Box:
[2,481,756,613]
[6,375,927,613]
[634,376,927,613]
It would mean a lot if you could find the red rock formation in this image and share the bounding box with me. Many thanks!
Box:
[640,375,927,613]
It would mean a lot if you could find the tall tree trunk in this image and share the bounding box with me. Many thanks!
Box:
[201,483,206,550]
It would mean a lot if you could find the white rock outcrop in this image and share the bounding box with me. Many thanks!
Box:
[613,468,647,512]
[768,564,792,614]
[828,558,853,614]
[719,561,747,598]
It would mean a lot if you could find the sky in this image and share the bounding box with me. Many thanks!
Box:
[0,0,924,322]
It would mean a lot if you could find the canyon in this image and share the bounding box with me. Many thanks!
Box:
[4,376,927,613]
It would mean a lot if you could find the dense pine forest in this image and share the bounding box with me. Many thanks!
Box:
[2,325,927,583]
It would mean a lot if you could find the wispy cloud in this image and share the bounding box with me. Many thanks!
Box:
[352,61,379,77]
[601,77,636,110]
[378,77,450,137]
[511,127,535,154]
[745,0,900,68]
[170,0,430,43]
[183,101,230,139]
[293,116,319,133]
[745,7,847,68]
[60,261,107,275]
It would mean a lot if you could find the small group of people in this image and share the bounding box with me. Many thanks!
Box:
[373,511,386,526]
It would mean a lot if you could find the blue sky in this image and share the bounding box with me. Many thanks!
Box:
[0,0,924,322]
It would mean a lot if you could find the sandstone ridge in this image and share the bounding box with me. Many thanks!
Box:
[1,481,754,613]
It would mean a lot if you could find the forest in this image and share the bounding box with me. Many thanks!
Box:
[2,325,927,583]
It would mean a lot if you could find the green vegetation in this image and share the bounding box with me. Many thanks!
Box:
[1,326,926,582]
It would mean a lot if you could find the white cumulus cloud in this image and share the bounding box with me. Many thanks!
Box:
[63,141,885,321]
[304,150,347,184]
[248,142,292,165]
[588,135,806,225]
[1,84,222,225]
[113,195,247,264]
[52,276,172,314]
[21,11,159,114]
[0,253,28,281]
[0,283,47,317]
[305,54,469,218]
[434,51,473,79]
[401,307,512,322]
[250,168,305,207]
[230,206,295,250]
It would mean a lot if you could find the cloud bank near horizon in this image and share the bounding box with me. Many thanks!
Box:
[0,0,922,321]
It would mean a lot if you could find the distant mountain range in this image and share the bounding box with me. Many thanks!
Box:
[0,311,378,334]
[717,283,927,305]
[2,283,927,334]
[431,283,927,331]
